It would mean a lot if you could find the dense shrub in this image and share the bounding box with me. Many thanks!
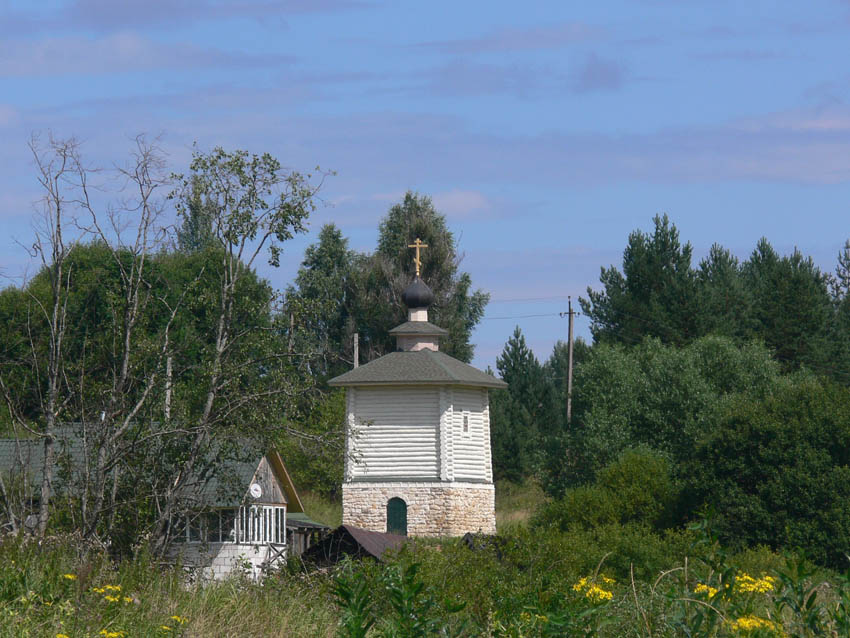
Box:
[685,376,850,569]
[545,336,781,494]
[534,448,678,533]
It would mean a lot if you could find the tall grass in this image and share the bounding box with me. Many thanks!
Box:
[299,491,343,528]
[5,483,848,637]
[0,535,339,637]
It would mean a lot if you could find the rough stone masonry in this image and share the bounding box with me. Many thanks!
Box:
[342,482,496,536]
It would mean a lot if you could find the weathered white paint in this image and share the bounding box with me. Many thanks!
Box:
[396,335,439,351]
[349,387,440,479]
[450,388,489,481]
[345,385,494,483]
[343,381,497,536]
[408,308,428,321]
[168,504,287,581]
[168,541,285,581]
[482,389,493,482]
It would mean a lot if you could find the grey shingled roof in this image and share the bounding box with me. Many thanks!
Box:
[388,321,449,336]
[0,431,265,508]
[328,349,507,389]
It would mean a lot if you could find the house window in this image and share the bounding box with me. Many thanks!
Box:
[176,505,285,545]
[387,497,407,536]
[462,412,470,436]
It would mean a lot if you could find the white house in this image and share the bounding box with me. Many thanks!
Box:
[0,434,326,581]
[166,450,327,580]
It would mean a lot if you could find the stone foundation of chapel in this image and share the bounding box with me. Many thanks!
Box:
[342,481,496,536]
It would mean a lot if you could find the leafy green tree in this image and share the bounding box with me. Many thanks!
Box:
[534,448,677,532]
[490,327,559,481]
[580,214,699,347]
[543,337,591,411]
[695,243,752,339]
[543,335,782,494]
[741,239,833,373]
[685,375,850,568]
[288,191,488,366]
[286,224,356,378]
[360,192,488,362]
[175,175,216,253]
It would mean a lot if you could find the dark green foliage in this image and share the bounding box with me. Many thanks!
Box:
[685,376,850,569]
[544,335,781,493]
[334,561,466,638]
[334,567,375,638]
[533,449,677,533]
[581,214,699,347]
[741,240,834,373]
[489,327,559,481]
[276,389,345,500]
[286,224,356,379]
[581,216,846,381]
[287,192,489,369]
[695,243,752,339]
[175,175,216,253]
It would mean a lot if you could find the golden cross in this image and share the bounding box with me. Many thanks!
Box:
[407,237,428,276]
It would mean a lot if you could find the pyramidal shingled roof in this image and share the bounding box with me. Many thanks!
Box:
[388,321,449,336]
[328,349,507,389]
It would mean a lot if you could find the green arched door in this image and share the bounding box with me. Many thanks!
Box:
[387,497,407,536]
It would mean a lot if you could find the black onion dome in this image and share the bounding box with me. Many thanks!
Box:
[401,276,435,309]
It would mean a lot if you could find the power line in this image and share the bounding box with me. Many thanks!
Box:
[489,294,575,303]
[481,312,580,321]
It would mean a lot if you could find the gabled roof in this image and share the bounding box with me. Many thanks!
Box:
[328,349,507,389]
[0,430,307,512]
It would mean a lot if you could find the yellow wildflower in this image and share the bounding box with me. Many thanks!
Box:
[98,631,126,638]
[57,634,70,638]
[170,615,188,624]
[104,595,120,602]
[584,584,614,602]
[729,615,784,635]
[161,626,172,632]
[62,574,77,581]
[123,596,133,603]
[103,585,121,592]
[601,575,616,585]
[694,583,719,597]
[91,587,105,594]
[573,575,614,602]
[735,573,776,594]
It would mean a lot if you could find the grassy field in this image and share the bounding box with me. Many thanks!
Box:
[2,483,848,637]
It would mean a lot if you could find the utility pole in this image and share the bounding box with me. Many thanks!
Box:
[353,332,359,369]
[567,297,574,423]
[560,297,575,424]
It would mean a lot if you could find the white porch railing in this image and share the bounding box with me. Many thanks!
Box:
[235,505,285,545]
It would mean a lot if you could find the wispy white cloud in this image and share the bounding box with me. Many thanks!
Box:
[0,33,292,77]
[432,189,490,217]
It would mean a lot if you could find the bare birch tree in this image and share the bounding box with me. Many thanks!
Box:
[0,134,84,536]
[151,147,325,550]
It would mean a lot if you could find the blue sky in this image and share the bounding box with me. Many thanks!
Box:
[2,1,850,369]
